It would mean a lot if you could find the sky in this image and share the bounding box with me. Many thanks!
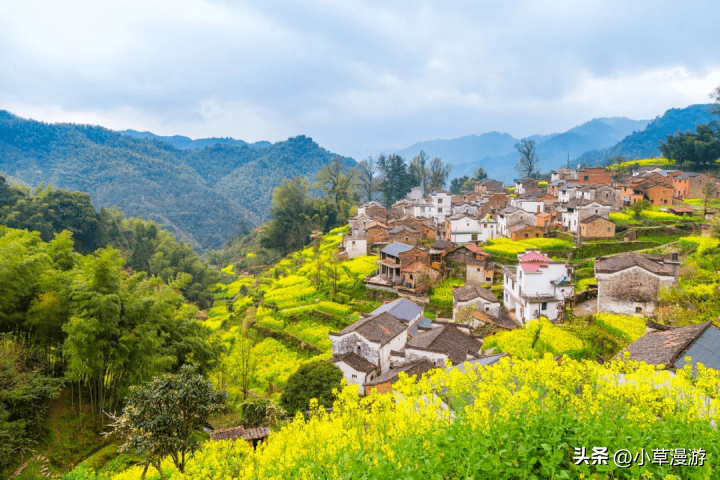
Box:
[1,0,720,160]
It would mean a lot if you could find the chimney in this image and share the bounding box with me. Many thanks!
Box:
[670,252,679,262]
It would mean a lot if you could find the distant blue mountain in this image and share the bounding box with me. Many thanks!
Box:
[395,117,649,183]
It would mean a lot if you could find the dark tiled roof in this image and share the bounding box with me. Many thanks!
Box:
[370,298,423,324]
[380,242,414,256]
[407,325,483,364]
[565,198,610,208]
[614,322,714,367]
[452,353,509,372]
[595,252,677,276]
[453,284,498,303]
[579,214,612,225]
[332,312,407,345]
[388,225,418,234]
[332,352,378,373]
[431,239,453,249]
[212,426,270,441]
[365,359,436,386]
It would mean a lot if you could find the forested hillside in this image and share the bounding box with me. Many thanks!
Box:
[0,111,354,249]
[578,103,717,165]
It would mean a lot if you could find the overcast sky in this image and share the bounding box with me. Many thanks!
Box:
[2,0,719,159]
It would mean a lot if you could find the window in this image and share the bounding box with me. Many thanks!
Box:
[635,306,642,314]
[351,374,357,379]
[541,302,547,310]
[356,346,361,354]
[584,175,589,181]
[438,207,443,213]
[476,267,481,272]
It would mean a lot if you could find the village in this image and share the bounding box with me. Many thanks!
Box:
[331,165,720,393]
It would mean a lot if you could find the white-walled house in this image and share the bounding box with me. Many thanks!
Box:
[595,252,680,315]
[332,352,379,393]
[452,284,501,320]
[497,206,535,237]
[560,199,612,233]
[342,236,367,259]
[510,196,545,214]
[412,201,434,219]
[431,191,452,223]
[502,251,574,324]
[330,312,408,374]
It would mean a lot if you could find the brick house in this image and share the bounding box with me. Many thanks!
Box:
[578,215,616,239]
[673,172,718,199]
[509,224,545,241]
[577,167,612,185]
[388,225,422,245]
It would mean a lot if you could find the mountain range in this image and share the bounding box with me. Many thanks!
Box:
[394,105,716,182]
[0,111,352,250]
[0,103,715,251]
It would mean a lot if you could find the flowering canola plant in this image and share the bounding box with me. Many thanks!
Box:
[81,355,719,480]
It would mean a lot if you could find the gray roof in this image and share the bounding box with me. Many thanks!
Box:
[406,325,483,364]
[453,284,499,304]
[370,298,423,324]
[380,242,414,256]
[332,312,407,345]
[365,359,436,386]
[673,325,720,376]
[595,252,677,276]
[332,352,378,373]
[676,172,698,179]
[615,322,717,373]
[499,206,521,215]
[388,225,418,234]
[579,214,613,225]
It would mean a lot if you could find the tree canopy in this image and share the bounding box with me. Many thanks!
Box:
[280,361,343,414]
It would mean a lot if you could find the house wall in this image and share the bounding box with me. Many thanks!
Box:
[335,362,369,394]
[596,266,675,315]
[388,229,421,245]
[688,174,717,198]
[344,238,368,258]
[646,184,674,206]
[466,264,494,286]
[364,381,393,395]
[404,347,448,365]
[520,299,559,323]
[510,227,544,241]
[454,297,501,320]
[398,248,430,267]
[580,219,615,238]
[577,169,612,185]
[331,333,380,366]
[379,333,408,373]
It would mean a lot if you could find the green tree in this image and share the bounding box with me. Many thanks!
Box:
[514,139,540,178]
[428,156,452,191]
[110,365,226,478]
[409,151,430,194]
[314,157,358,205]
[377,154,412,208]
[628,199,651,219]
[450,176,471,194]
[280,361,343,414]
[472,167,488,181]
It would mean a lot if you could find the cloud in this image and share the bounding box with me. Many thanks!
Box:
[1,0,719,159]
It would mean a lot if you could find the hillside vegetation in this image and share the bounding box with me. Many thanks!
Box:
[66,355,720,479]
[0,111,354,249]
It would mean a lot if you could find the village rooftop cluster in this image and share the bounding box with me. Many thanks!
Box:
[331,165,720,393]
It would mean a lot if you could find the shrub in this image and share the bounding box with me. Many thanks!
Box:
[280,361,343,414]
